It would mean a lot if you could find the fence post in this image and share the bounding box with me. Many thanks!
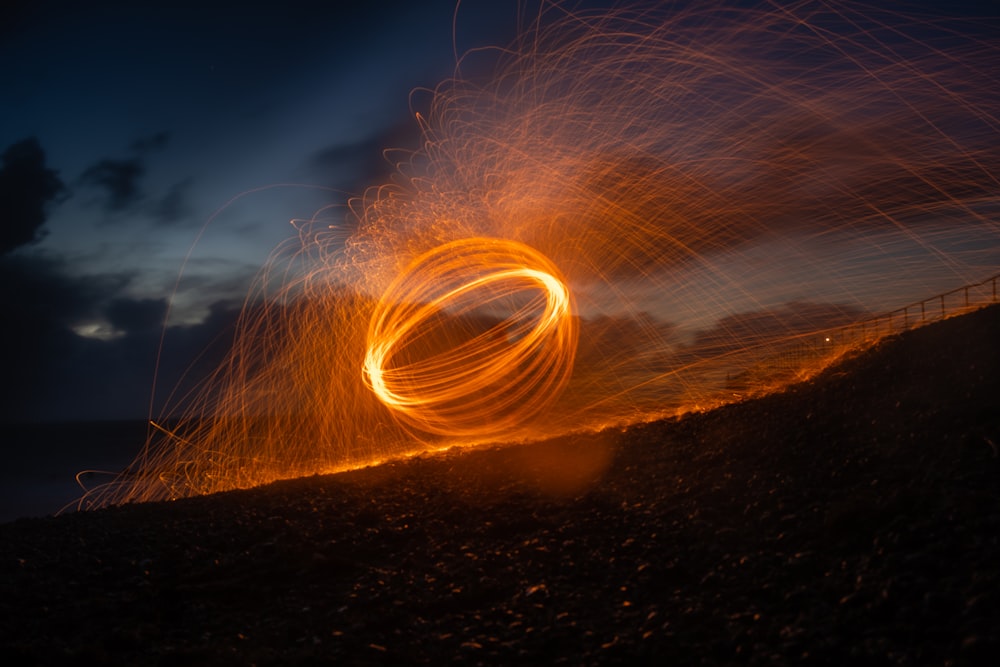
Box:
[921,301,925,323]
[940,295,945,318]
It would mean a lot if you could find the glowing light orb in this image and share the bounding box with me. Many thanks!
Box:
[363,238,577,437]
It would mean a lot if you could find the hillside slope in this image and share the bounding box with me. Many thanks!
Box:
[2,305,998,665]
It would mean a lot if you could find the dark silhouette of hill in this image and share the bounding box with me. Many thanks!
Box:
[2,304,998,665]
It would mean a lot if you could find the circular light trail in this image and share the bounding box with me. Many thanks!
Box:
[364,238,577,437]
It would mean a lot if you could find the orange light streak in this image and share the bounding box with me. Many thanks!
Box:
[78,1,1000,509]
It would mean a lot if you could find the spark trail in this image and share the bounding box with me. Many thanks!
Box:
[363,238,576,437]
[82,1,1000,508]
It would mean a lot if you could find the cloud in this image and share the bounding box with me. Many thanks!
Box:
[0,253,127,326]
[69,301,242,422]
[18,300,242,423]
[150,178,195,225]
[130,130,170,155]
[306,116,422,192]
[0,251,241,422]
[0,138,67,254]
[105,297,168,335]
[79,157,145,211]
[0,253,129,421]
[309,141,372,176]
[78,130,174,214]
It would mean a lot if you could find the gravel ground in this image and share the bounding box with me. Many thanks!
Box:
[2,305,998,666]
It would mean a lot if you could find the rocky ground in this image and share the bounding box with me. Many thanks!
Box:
[2,305,998,666]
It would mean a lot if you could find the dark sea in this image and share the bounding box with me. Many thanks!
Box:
[0,421,148,523]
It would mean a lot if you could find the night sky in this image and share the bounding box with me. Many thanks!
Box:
[1,0,531,422]
[2,0,998,423]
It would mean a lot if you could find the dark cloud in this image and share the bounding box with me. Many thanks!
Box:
[12,300,242,423]
[0,251,241,422]
[310,142,372,176]
[0,138,67,254]
[130,130,170,155]
[0,254,128,327]
[78,130,173,214]
[307,116,422,192]
[79,157,145,211]
[0,253,128,421]
[51,300,242,422]
[105,297,167,334]
[0,248,228,423]
[150,179,194,225]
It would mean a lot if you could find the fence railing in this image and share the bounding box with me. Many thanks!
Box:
[826,272,997,347]
[706,272,1000,402]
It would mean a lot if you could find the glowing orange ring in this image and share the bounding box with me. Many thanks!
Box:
[363,237,577,437]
